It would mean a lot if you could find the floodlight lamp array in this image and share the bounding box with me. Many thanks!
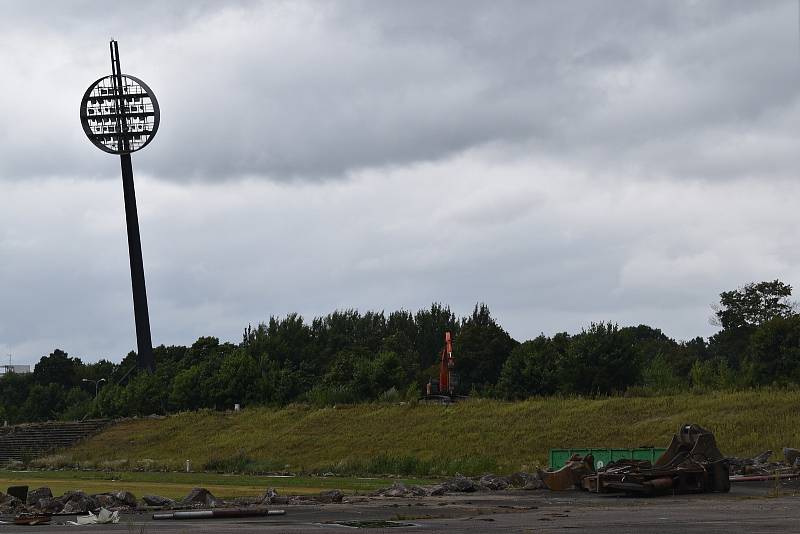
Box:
[80,74,160,155]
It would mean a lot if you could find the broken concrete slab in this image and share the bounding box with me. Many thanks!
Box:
[113,490,138,508]
[6,486,27,501]
[142,494,176,507]
[0,492,25,514]
[180,487,224,508]
[317,489,344,503]
[90,490,138,510]
[371,482,427,498]
[59,491,99,514]
[442,475,477,493]
[428,484,447,496]
[479,474,510,491]
[25,487,52,506]
[35,497,64,514]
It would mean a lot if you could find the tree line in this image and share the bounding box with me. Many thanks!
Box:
[0,280,797,423]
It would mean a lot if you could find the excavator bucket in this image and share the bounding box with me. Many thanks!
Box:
[655,424,724,467]
[540,454,594,491]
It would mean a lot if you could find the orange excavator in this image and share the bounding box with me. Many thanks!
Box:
[422,332,465,402]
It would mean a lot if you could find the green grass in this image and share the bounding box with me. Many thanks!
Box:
[42,389,800,476]
[0,470,433,499]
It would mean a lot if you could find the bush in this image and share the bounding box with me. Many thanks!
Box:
[316,453,499,477]
[202,450,284,474]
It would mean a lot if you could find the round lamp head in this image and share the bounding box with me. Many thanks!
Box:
[80,74,160,155]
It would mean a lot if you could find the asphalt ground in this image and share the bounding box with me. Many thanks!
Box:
[1,481,798,533]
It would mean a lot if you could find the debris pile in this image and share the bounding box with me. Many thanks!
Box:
[727,448,799,476]
[478,474,509,491]
[586,424,731,495]
[0,492,25,515]
[370,472,545,497]
[142,494,176,507]
[179,487,225,508]
[317,489,345,503]
[539,423,738,496]
[371,481,428,497]
[509,471,546,490]
[725,447,800,483]
[0,486,220,518]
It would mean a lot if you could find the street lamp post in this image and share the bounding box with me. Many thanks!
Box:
[82,378,107,398]
[79,40,160,372]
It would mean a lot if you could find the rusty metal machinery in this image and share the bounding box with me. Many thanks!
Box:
[582,424,731,496]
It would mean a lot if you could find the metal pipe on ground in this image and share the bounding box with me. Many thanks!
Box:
[730,473,798,483]
[153,509,286,520]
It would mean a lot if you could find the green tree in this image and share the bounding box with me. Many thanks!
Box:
[170,364,208,411]
[454,304,517,392]
[59,387,93,421]
[33,349,80,388]
[689,358,737,392]
[710,280,796,370]
[20,383,67,421]
[641,354,684,393]
[714,280,794,330]
[745,315,800,385]
[214,350,261,407]
[560,322,641,395]
[94,383,127,418]
[496,334,569,399]
[124,372,167,415]
[414,303,459,369]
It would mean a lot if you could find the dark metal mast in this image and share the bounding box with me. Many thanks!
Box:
[110,41,155,372]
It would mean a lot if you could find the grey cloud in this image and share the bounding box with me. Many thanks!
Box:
[3,1,800,365]
[1,1,797,182]
[3,148,800,363]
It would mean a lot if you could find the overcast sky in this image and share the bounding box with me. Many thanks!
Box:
[2,1,799,365]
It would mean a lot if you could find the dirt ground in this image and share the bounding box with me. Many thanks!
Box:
[2,481,798,533]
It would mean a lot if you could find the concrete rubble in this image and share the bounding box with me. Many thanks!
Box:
[0,470,551,521]
[371,472,546,498]
[179,487,225,508]
[142,494,176,507]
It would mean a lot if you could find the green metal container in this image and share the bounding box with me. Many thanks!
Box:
[549,447,667,470]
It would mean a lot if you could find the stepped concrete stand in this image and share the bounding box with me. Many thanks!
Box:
[0,420,111,466]
[79,40,160,371]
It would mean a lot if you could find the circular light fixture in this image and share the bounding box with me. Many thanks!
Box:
[80,74,160,155]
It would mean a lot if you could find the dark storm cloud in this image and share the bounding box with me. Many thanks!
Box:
[0,1,796,181]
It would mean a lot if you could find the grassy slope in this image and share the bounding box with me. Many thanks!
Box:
[55,390,800,475]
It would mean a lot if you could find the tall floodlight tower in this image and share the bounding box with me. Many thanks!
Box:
[79,41,160,371]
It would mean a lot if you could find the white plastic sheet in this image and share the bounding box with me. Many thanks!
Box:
[67,508,120,525]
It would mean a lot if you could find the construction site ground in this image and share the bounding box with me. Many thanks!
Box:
[1,481,798,533]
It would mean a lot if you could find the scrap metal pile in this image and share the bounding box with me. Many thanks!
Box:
[728,447,800,483]
[541,424,732,496]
